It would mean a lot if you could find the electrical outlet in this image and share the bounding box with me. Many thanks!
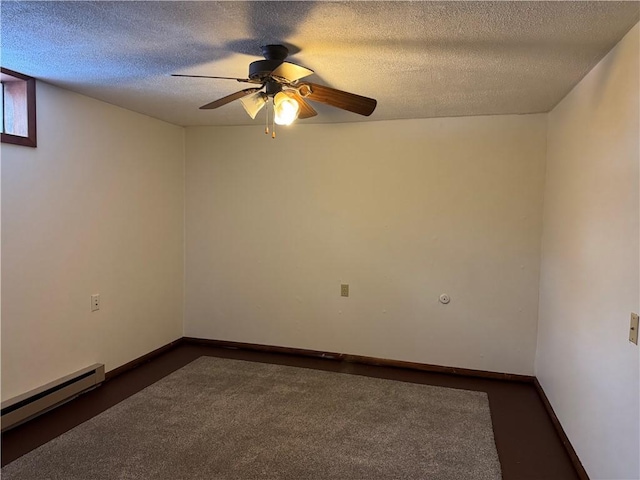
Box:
[341,284,349,297]
[630,313,639,345]
[91,294,100,312]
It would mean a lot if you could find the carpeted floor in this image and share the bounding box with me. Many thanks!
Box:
[1,356,502,479]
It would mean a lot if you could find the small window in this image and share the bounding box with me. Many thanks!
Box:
[1,67,36,147]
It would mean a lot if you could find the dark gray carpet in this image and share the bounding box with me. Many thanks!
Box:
[2,356,502,479]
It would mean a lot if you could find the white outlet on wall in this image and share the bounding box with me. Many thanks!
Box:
[91,294,100,312]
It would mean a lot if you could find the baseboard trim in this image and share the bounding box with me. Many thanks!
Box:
[534,379,590,480]
[182,337,535,383]
[105,338,184,382]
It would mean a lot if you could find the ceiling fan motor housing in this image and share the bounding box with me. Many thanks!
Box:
[249,44,290,82]
[249,60,283,81]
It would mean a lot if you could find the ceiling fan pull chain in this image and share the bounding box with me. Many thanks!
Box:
[272,99,276,139]
[265,99,270,135]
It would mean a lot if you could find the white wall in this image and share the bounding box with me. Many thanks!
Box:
[1,82,185,401]
[185,114,547,375]
[536,23,639,480]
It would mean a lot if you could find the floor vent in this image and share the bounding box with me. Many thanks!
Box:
[1,363,105,431]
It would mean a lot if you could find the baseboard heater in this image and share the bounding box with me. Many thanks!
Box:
[1,363,105,431]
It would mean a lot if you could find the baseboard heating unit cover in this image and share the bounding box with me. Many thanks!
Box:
[1,363,105,431]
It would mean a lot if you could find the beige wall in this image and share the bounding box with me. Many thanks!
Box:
[1,82,185,401]
[2,24,637,474]
[185,114,547,375]
[536,24,639,479]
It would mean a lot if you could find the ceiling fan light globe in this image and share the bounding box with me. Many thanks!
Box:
[240,92,267,119]
[273,92,300,126]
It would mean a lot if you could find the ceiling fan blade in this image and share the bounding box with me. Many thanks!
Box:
[298,82,377,116]
[283,90,317,119]
[172,74,253,83]
[270,62,314,82]
[199,88,262,110]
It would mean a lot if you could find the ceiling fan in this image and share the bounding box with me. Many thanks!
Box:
[172,44,377,134]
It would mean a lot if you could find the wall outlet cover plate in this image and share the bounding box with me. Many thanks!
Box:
[91,294,100,312]
[630,313,639,345]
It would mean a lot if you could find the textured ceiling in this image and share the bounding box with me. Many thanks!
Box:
[1,1,638,126]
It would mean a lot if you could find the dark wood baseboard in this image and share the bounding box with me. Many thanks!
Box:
[534,378,590,480]
[105,338,184,381]
[182,337,535,383]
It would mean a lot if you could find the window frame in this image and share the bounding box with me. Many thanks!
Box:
[1,67,37,148]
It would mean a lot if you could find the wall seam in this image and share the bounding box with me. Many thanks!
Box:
[182,127,187,338]
[534,113,551,379]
